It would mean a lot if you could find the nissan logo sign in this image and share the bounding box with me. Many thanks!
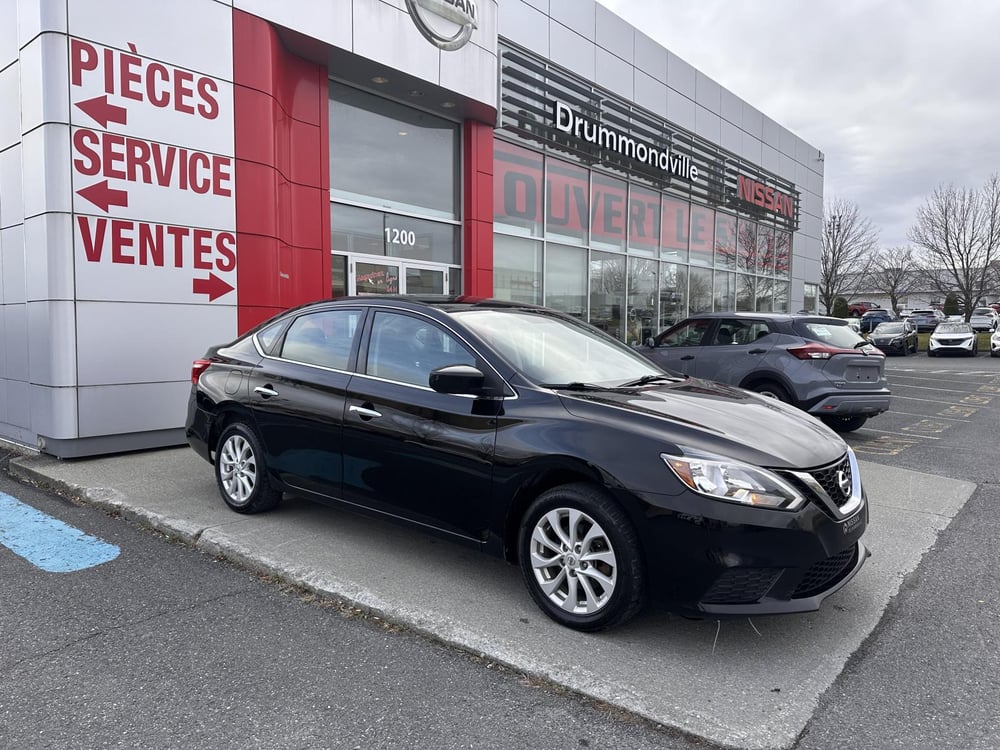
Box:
[405,0,478,51]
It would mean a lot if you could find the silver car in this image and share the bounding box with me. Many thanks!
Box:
[642,313,891,433]
[969,307,998,332]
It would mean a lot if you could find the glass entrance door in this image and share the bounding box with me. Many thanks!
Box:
[347,257,448,296]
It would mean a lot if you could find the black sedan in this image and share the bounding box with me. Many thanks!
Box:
[868,320,919,355]
[186,297,869,631]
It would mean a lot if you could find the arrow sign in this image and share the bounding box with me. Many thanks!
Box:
[193,273,235,301]
[76,180,129,212]
[74,95,128,128]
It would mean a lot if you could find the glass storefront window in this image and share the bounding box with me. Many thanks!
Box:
[689,267,713,313]
[736,273,755,312]
[494,140,543,237]
[546,159,589,246]
[627,257,658,344]
[628,185,660,257]
[774,230,791,279]
[659,263,688,330]
[736,219,757,273]
[758,225,775,276]
[545,244,587,317]
[713,270,734,311]
[590,173,628,252]
[689,204,714,267]
[774,280,790,312]
[493,235,542,305]
[384,215,459,265]
[803,282,818,314]
[329,82,458,220]
[332,254,348,297]
[590,250,626,340]
[756,276,775,312]
[661,196,689,263]
[715,212,737,269]
[332,204,384,255]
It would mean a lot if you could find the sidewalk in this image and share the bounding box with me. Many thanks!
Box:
[6,445,976,750]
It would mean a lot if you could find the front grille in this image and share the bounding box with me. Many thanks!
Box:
[792,546,857,598]
[702,568,780,604]
[811,456,853,508]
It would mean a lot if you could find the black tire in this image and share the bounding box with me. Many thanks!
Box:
[751,380,792,403]
[901,342,909,357]
[821,415,868,433]
[518,483,645,631]
[214,422,282,513]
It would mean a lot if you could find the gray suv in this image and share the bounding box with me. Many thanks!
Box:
[641,312,891,432]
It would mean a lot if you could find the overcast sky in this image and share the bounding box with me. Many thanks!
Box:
[596,0,1000,249]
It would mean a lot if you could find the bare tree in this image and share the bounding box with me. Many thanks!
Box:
[868,246,920,315]
[909,174,1000,319]
[820,198,880,314]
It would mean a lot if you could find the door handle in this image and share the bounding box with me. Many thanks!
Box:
[748,348,766,354]
[680,355,694,361]
[349,404,382,420]
[254,385,278,398]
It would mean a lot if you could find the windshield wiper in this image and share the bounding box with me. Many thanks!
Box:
[618,374,681,387]
[541,382,616,392]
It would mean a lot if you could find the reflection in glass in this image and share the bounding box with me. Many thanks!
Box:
[757,276,775,312]
[384,214,459,264]
[758,225,775,276]
[590,173,628,252]
[494,140,543,237]
[332,254,348,297]
[774,280,790,312]
[590,251,627,341]
[627,257,658,344]
[714,213,737,270]
[736,273,755,312]
[329,82,458,219]
[628,184,660,256]
[689,267,713,313]
[803,282,818,314]
[689,204,714,267]
[545,244,587,317]
[494,235,542,305]
[405,267,445,295]
[332,204,384,255]
[774,230,791,278]
[659,263,688,331]
[736,219,757,273]
[714,270,734,311]
[661,196,690,263]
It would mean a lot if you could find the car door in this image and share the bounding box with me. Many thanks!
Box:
[342,309,499,541]
[685,318,779,385]
[246,307,365,498]
[646,318,715,375]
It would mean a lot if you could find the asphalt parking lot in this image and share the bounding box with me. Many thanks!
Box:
[6,353,992,750]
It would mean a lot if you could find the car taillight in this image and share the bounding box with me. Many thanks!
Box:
[787,343,856,360]
[191,359,212,384]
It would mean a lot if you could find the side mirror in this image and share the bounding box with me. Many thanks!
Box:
[429,364,489,396]
[645,337,656,348]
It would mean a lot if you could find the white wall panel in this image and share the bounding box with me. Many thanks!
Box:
[0,0,17,67]
[75,300,236,385]
[235,0,351,52]
[78,380,190,436]
[5,378,31,429]
[353,1,439,86]
[3,302,28,381]
[634,70,666,119]
[27,299,77,386]
[23,211,75,301]
[0,65,20,149]
[67,0,234,82]
[665,53,695,100]
[17,0,68,48]
[31,384,78,439]
[18,32,70,135]
[1,224,26,303]
[21,123,72,217]
[0,144,25,227]
[497,0,548,59]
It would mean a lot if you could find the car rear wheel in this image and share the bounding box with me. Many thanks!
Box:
[751,381,792,403]
[215,422,282,514]
[518,484,645,631]
[821,415,868,433]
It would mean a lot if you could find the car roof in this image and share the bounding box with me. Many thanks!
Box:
[681,311,845,322]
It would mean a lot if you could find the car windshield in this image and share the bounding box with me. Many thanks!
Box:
[935,323,971,334]
[453,308,661,386]
[793,319,867,348]
[875,322,904,334]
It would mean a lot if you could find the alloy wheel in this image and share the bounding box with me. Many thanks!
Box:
[528,507,618,614]
[219,433,257,506]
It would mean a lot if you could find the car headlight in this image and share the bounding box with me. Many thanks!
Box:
[661,450,806,510]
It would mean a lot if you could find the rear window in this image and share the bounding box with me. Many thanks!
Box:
[793,319,866,348]
[973,308,993,315]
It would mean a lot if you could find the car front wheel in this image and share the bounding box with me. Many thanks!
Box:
[751,381,792,403]
[821,415,868,433]
[518,484,645,631]
[214,422,282,514]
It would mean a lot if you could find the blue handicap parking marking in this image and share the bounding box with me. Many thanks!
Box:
[0,492,120,572]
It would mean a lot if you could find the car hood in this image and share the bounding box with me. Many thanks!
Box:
[557,378,846,470]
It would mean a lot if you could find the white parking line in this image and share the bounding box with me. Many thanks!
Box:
[892,394,995,407]
[888,382,981,393]
[883,410,972,422]
[855,427,942,440]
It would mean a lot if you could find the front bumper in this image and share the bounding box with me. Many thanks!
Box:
[929,337,975,353]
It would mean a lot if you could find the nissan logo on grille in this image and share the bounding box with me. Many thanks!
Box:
[837,469,852,498]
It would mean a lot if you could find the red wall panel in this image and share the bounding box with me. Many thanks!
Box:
[463,120,494,296]
[232,10,330,333]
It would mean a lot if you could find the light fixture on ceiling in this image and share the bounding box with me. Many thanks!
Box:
[398,131,409,136]
[441,101,456,109]
[371,75,389,84]
[409,89,424,97]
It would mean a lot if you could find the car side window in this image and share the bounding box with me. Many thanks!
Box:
[366,311,475,387]
[656,319,713,347]
[711,319,771,345]
[279,310,362,369]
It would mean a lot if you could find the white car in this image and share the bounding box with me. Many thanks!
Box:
[991,328,1000,357]
[969,307,998,332]
[928,322,979,357]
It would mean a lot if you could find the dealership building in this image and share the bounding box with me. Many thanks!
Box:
[0,0,825,456]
